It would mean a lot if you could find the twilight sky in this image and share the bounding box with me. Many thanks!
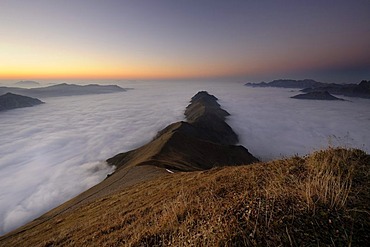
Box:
[1,0,369,83]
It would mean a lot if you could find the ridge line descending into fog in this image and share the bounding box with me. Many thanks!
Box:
[0,81,369,235]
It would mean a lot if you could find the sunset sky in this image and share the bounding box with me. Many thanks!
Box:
[1,0,369,83]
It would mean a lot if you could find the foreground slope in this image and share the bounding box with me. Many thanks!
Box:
[0,148,368,246]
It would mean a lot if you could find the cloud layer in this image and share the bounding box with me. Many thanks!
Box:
[0,81,369,234]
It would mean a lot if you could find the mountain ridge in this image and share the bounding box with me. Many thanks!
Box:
[291,91,345,101]
[302,80,370,98]
[0,83,126,98]
[0,91,257,239]
[107,91,257,172]
[245,79,325,88]
[1,92,368,246]
[14,80,40,87]
[245,79,370,98]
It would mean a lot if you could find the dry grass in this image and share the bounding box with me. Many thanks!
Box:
[1,148,369,246]
[304,148,362,211]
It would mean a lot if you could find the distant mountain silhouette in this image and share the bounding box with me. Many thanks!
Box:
[302,80,370,99]
[291,91,345,101]
[246,79,370,99]
[0,83,126,98]
[245,79,325,88]
[14,80,40,87]
[0,93,44,111]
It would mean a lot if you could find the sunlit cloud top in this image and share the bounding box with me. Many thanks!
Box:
[1,0,369,82]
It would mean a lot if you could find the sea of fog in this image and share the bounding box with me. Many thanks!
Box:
[0,81,369,234]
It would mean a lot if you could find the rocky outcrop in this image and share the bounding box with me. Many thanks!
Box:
[291,91,345,101]
[0,93,44,111]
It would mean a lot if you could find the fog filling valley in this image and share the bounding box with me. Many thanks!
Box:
[0,81,369,234]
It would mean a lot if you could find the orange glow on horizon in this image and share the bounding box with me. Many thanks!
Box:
[0,68,238,80]
[0,58,256,80]
[1,40,368,81]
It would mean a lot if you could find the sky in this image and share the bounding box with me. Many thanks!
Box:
[0,0,370,83]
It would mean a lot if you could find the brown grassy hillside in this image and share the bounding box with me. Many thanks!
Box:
[1,147,369,246]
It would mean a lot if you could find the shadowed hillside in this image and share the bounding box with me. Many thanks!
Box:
[245,79,325,88]
[0,93,44,111]
[291,91,345,101]
[301,80,370,99]
[246,79,370,99]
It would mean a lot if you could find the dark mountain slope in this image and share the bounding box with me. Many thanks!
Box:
[184,91,238,145]
[246,79,370,99]
[108,121,255,172]
[302,80,370,98]
[0,93,44,111]
[245,79,325,88]
[107,91,257,172]
[291,91,345,101]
